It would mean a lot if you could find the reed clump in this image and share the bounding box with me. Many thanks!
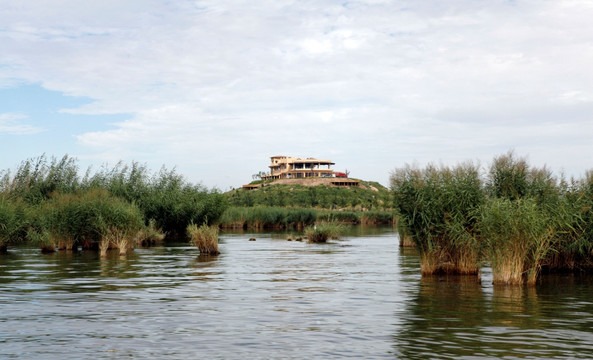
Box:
[187,223,220,255]
[391,162,484,275]
[136,219,166,247]
[29,189,144,256]
[481,152,563,284]
[304,223,344,243]
[480,198,551,285]
[391,150,593,285]
[0,197,18,253]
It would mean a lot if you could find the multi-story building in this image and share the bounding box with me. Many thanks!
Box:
[262,156,337,180]
[242,155,359,189]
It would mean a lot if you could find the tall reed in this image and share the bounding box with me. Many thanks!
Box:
[136,219,166,247]
[0,197,17,253]
[304,223,344,243]
[34,189,144,256]
[391,162,484,275]
[479,198,552,284]
[187,223,220,255]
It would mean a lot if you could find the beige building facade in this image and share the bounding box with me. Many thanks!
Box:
[262,156,337,180]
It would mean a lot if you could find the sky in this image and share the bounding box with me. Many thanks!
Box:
[1,0,593,190]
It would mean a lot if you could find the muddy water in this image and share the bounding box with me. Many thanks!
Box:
[1,228,593,359]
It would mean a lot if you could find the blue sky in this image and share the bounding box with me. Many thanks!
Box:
[1,0,593,189]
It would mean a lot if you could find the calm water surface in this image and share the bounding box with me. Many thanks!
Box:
[2,227,593,359]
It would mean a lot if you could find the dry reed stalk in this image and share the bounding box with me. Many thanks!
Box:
[453,246,480,275]
[187,224,220,255]
[99,237,110,257]
[399,235,415,247]
[57,238,76,251]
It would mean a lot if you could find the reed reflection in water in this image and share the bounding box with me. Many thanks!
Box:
[393,262,593,359]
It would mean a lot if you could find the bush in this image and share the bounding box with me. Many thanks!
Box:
[187,223,219,255]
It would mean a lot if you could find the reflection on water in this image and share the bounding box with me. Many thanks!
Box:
[394,265,593,359]
[2,228,593,359]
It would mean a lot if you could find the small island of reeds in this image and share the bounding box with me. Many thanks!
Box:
[391,151,593,285]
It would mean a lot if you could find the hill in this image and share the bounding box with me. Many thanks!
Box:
[226,179,392,210]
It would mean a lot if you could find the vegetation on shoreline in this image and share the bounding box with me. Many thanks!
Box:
[226,181,392,210]
[391,151,593,285]
[219,179,395,229]
[218,206,394,229]
[0,155,226,254]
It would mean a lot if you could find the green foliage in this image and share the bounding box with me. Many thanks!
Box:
[0,197,18,250]
[1,154,80,204]
[486,151,529,200]
[0,155,224,249]
[391,151,593,283]
[390,162,484,274]
[85,163,227,236]
[219,206,317,229]
[480,198,552,284]
[226,182,392,210]
[305,223,345,242]
[31,189,144,251]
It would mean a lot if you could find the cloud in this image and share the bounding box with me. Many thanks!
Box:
[0,113,44,135]
[1,0,593,187]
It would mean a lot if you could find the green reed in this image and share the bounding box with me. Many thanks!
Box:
[391,162,484,275]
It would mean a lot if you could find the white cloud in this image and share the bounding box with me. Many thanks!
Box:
[0,113,44,135]
[1,0,593,187]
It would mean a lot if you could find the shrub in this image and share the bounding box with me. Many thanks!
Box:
[187,223,220,255]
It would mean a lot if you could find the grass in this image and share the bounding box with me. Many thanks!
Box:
[187,223,220,255]
[391,162,484,275]
[390,152,593,284]
[219,206,317,229]
[0,197,18,252]
[304,223,344,243]
[136,219,166,247]
[0,155,226,253]
[480,198,552,285]
[219,206,395,229]
[225,182,393,210]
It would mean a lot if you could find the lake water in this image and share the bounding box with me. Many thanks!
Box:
[2,227,593,359]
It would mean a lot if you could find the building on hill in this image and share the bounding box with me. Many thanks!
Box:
[262,156,336,180]
[242,155,359,189]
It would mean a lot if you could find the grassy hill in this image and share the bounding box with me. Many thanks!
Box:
[226,179,392,210]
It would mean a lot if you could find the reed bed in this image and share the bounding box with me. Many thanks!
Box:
[219,206,317,229]
[136,219,166,247]
[0,197,17,253]
[0,155,225,252]
[480,198,551,285]
[187,223,220,255]
[391,162,484,275]
[219,207,395,229]
[304,223,344,243]
[391,151,593,285]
